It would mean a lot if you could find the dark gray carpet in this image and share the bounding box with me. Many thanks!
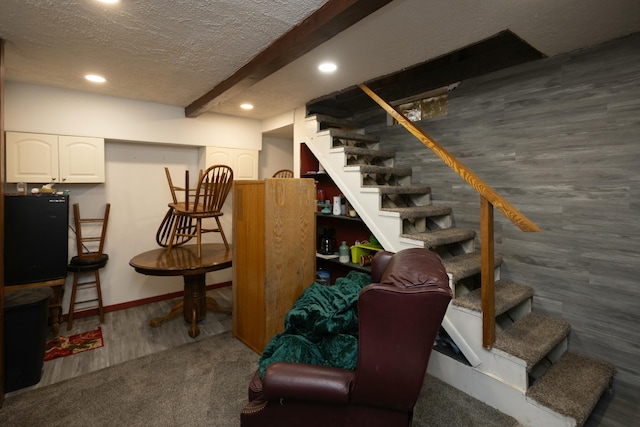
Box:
[0,332,518,426]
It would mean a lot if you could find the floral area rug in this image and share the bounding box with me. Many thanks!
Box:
[44,327,104,362]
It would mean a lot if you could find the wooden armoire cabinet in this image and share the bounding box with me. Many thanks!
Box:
[232,178,316,353]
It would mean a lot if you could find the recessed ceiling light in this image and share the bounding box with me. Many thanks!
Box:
[85,74,106,83]
[96,0,119,4]
[318,62,337,73]
[240,103,254,110]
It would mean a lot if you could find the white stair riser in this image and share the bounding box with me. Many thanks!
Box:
[447,305,529,391]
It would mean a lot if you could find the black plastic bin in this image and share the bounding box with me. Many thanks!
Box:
[4,286,53,393]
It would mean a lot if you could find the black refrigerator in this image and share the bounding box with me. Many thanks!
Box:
[4,194,69,286]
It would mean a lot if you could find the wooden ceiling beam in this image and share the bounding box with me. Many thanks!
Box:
[185,0,394,117]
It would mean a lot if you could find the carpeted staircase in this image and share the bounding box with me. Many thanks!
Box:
[303,113,615,427]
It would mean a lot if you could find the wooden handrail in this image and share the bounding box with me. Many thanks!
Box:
[359,83,541,347]
[359,84,541,232]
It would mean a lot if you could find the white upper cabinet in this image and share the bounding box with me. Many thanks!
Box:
[57,136,105,183]
[6,132,105,183]
[199,146,258,180]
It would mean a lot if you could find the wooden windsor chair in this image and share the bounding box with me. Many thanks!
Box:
[166,164,234,257]
[272,169,294,178]
[156,167,199,248]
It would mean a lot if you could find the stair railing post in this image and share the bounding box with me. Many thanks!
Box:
[481,196,496,348]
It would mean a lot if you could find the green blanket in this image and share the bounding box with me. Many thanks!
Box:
[259,270,372,379]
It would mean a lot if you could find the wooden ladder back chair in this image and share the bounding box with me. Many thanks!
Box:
[167,164,234,257]
[67,203,110,331]
[272,169,294,178]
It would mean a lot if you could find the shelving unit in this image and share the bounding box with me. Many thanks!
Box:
[301,143,380,285]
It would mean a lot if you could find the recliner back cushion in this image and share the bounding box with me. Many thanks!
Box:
[379,248,448,288]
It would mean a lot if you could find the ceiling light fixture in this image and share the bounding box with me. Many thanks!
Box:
[96,0,120,4]
[318,62,337,73]
[85,74,107,83]
[240,103,254,110]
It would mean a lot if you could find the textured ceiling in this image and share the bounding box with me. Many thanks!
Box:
[0,0,327,115]
[1,0,640,120]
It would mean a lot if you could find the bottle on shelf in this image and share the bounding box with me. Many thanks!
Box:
[333,195,342,215]
[316,189,324,212]
[339,241,350,263]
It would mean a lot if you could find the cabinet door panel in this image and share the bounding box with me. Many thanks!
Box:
[6,132,58,183]
[58,136,105,183]
[232,181,267,352]
[205,149,233,168]
[263,179,316,341]
[235,151,258,180]
[200,146,258,180]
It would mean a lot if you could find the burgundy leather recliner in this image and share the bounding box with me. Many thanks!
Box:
[240,248,452,427]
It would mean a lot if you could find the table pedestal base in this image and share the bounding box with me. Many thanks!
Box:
[130,243,232,338]
[149,273,231,338]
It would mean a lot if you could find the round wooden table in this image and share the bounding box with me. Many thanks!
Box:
[129,243,232,338]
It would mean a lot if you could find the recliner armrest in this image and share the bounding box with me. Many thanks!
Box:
[262,362,354,404]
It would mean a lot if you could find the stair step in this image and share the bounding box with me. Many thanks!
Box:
[527,351,615,427]
[330,129,380,143]
[376,185,433,211]
[343,146,396,159]
[494,312,571,371]
[441,252,503,283]
[312,114,362,129]
[376,184,431,195]
[385,205,452,219]
[401,227,476,247]
[343,146,396,167]
[359,165,413,187]
[359,165,413,177]
[452,280,534,316]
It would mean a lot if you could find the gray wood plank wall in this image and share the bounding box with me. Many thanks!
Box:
[372,33,640,417]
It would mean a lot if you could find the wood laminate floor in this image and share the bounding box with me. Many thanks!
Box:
[6,287,233,398]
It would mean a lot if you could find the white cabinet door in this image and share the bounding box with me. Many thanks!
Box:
[235,151,258,180]
[203,148,233,169]
[58,136,105,183]
[6,132,59,183]
[5,132,105,183]
[199,146,258,180]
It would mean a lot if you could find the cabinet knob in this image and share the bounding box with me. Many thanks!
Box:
[52,177,57,182]
[62,177,67,182]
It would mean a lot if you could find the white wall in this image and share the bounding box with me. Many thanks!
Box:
[59,142,229,310]
[259,135,294,179]
[5,82,262,149]
[3,82,273,312]
[262,110,295,135]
